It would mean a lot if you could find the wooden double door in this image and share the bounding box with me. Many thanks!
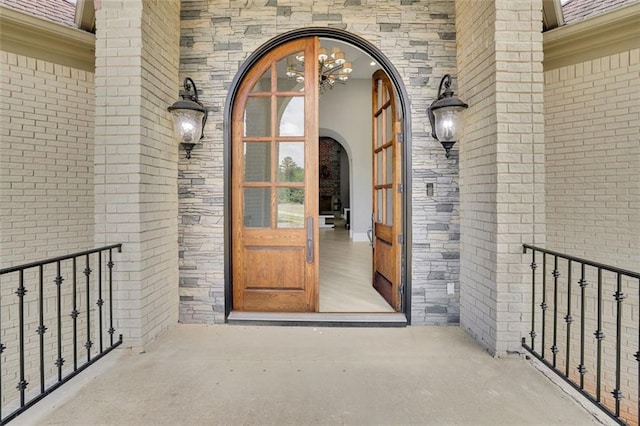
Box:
[231,37,403,313]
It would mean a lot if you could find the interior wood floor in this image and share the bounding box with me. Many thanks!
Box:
[319,226,395,313]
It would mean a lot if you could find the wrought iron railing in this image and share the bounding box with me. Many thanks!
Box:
[0,244,123,424]
[522,244,640,425]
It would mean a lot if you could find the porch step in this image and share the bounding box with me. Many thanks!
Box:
[227,311,407,327]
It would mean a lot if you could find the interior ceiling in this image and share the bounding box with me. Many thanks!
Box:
[318,38,382,80]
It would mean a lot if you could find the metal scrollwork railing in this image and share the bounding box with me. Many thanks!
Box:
[522,244,640,425]
[0,244,123,424]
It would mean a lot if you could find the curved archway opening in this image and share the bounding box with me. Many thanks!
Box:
[224,28,412,322]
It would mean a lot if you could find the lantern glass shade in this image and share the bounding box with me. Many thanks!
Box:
[432,105,465,142]
[171,109,205,143]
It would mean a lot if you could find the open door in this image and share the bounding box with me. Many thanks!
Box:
[231,38,319,312]
[372,70,403,311]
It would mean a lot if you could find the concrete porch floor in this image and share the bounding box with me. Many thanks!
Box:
[17,324,608,425]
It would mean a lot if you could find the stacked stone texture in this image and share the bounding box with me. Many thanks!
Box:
[179,0,460,325]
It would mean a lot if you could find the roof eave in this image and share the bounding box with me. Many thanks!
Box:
[0,4,95,72]
[543,1,640,70]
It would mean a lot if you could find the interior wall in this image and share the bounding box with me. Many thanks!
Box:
[319,79,371,241]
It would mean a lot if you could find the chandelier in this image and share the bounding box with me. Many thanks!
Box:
[286,47,353,93]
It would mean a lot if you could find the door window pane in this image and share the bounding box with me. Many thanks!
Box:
[250,67,271,93]
[277,142,304,182]
[385,107,394,143]
[386,146,393,185]
[244,188,271,228]
[278,96,304,137]
[278,52,305,92]
[377,189,383,222]
[244,142,270,182]
[244,97,271,137]
[386,188,393,226]
[376,113,383,147]
[376,79,383,108]
[277,188,304,228]
[376,152,383,185]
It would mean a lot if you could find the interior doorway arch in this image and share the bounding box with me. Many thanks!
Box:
[223,28,413,323]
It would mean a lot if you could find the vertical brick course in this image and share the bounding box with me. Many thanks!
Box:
[456,0,545,355]
[94,0,181,349]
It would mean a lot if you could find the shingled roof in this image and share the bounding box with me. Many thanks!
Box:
[0,0,76,28]
[562,0,638,24]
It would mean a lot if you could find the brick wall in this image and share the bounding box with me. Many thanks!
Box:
[0,51,95,410]
[319,137,341,200]
[545,49,640,271]
[0,52,94,267]
[456,0,545,355]
[94,0,180,349]
[543,47,640,424]
[179,0,460,324]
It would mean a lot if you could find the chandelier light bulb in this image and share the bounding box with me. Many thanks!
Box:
[318,47,329,61]
[288,45,354,93]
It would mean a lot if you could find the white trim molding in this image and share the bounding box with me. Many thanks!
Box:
[544,2,640,70]
[0,5,95,71]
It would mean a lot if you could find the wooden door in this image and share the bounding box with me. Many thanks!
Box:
[372,70,402,311]
[232,38,319,312]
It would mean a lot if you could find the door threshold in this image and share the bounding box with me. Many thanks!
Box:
[227,311,407,327]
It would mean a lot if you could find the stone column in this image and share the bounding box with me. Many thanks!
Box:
[456,0,545,355]
[94,0,181,349]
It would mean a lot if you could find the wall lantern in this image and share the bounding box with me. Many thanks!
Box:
[427,74,468,158]
[168,77,207,159]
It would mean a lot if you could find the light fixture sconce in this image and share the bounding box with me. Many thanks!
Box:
[427,74,468,158]
[168,77,207,159]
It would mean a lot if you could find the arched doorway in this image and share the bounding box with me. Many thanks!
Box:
[224,28,413,324]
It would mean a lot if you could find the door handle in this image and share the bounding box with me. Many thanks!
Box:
[368,213,375,247]
[306,216,314,263]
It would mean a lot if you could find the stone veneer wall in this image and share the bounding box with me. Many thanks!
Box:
[178,0,460,324]
[456,0,545,354]
[94,0,180,349]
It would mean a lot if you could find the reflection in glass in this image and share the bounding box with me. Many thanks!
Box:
[250,68,271,93]
[277,142,304,182]
[244,97,271,137]
[278,96,305,137]
[244,188,271,228]
[376,152,383,185]
[244,142,270,182]
[277,188,304,228]
[279,53,305,92]
[377,79,383,108]
[377,189,383,222]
